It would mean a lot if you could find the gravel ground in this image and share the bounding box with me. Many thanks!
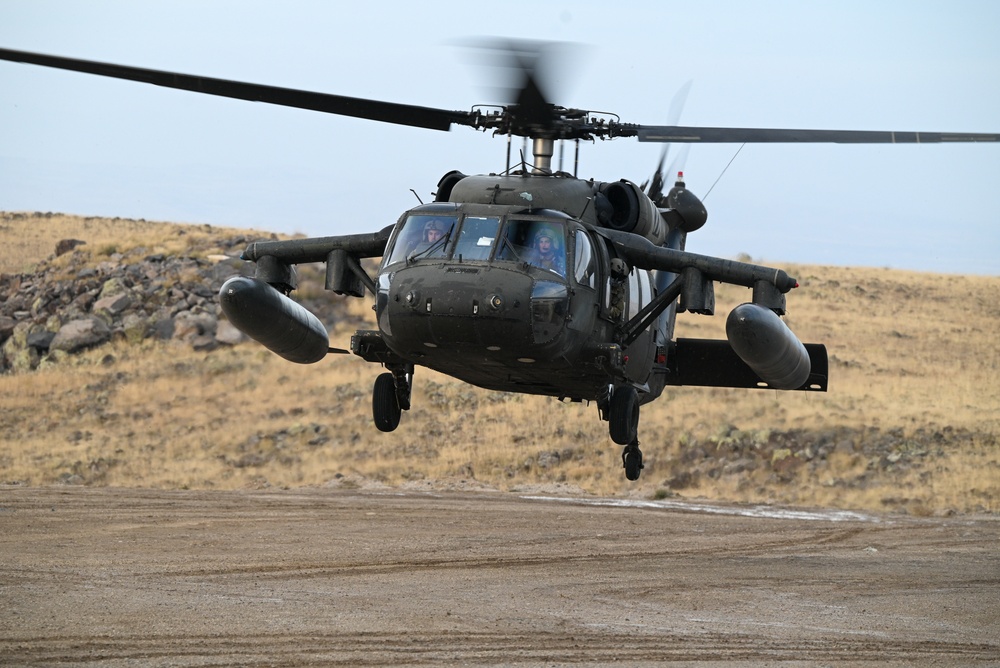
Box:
[1,486,997,666]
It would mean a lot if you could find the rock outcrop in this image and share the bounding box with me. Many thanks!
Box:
[0,233,351,373]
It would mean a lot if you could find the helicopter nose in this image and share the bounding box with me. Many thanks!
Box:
[381,265,538,354]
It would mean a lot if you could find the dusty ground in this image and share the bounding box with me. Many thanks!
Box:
[1,486,998,666]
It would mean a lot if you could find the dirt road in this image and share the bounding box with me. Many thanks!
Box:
[1,486,997,666]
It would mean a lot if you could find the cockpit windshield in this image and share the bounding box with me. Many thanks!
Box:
[453,216,500,261]
[384,214,458,266]
[496,220,566,277]
[383,213,567,278]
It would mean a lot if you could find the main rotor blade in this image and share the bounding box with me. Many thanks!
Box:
[637,125,1000,143]
[7,47,997,144]
[0,47,477,132]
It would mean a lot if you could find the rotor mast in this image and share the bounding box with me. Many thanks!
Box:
[532,137,555,174]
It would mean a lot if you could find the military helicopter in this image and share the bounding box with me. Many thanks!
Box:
[2,44,997,481]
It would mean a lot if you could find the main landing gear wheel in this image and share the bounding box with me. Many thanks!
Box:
[622,440,644,481]
[372,372,401,432]
[608,385,639,445]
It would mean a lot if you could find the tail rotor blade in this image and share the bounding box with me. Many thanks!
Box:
[647,81,693,203]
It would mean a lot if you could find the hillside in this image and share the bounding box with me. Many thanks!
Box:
[1,211,998,514]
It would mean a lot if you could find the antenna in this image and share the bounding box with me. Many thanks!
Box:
[704,144,746,200]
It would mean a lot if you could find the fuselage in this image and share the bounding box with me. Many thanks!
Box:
[375,200,660,401]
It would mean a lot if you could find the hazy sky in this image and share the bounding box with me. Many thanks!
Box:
[1,0,998,274]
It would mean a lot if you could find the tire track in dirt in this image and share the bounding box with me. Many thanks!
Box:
[2,487,998,666]
[5,631,996,666]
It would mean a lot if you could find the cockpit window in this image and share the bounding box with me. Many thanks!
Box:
[384,214,570,277]
[496,220,566,277]
[453,216,500,261]
[384,214,457,266]
[573,229,596,288]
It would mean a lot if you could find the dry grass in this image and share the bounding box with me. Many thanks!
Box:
[0,211,275,274]
[1,214,998,514]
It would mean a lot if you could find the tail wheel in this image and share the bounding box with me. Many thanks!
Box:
[609,385,639,445]
[372,372,401,432]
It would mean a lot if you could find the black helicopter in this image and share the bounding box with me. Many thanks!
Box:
[2,44,997,481]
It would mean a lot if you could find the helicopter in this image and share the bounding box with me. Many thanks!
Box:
[2,44,997,481]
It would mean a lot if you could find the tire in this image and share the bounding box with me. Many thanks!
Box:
[609,385,639,445]
[624,448,643,481]
[372,372,401,432]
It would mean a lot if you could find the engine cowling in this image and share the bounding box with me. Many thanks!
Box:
[600,179,667,246]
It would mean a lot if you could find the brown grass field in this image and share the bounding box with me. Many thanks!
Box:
[2,213,998,514]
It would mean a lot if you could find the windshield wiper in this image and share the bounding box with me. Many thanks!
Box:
[498,235,527,264]
[407,230,452,263]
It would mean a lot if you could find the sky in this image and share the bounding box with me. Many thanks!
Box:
[1,0,998,275]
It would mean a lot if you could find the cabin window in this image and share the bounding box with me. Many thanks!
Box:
[383,214,458,266]
[623,269,653,322]
[627,270,641,320]
[496,220,566,277]
[638,270,652,308]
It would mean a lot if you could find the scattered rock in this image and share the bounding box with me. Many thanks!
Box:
[98,276,131,299]
[55,239,86,256]
[50,318,112,354]
[26,330,55,352]
[215,319,247,346]
[189,334,218,352]
[1,228,359,373]
[0,316,17,343]
[93,292,133,317]
[149,318,175,341]
[121,313,149,345]
[173,311,217,341]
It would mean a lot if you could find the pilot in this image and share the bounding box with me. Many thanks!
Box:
[423,219,448,244]
[404,218,451,260]
[531,228,565,274]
